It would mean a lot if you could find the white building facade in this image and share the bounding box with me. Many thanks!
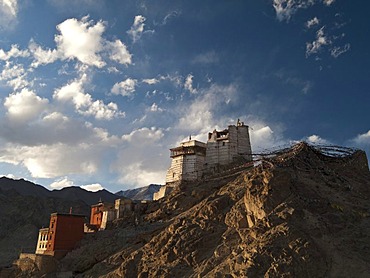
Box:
[160,120,252,198]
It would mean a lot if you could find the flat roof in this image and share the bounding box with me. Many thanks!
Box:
[50,213,85,217]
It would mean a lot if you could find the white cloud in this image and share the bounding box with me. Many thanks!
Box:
[0,61,30,90]
[249,123,288,152]
[0,0,18,29]
[352,130,370,146]
[0,44,29,60]
[50,177,74,189]
[81,183,104,192]
[28,40,59,67]
[112,127,167,187]
[273,1,335,22]
[323,0,335,6]
[0,134,116,178]
[55,16,106,67]
[150,103,163,112]
[330,43,350,58]
[178,83,237,133]
[29,16,132,68]
[111,78,137,97]
[117,163,164,188]
[127,15,146,43]
[184,74,197,94]
[106,39,132,65]
[54,74,124,120]
[142,78,159,85]
[121,127,164,145]
[306,17,319,28]
[305,134,328,144]
[273,0,314,22]
[306,26,331,57]
[4,88,49,124]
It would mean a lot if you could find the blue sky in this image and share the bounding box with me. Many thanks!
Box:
[0,0,368,192]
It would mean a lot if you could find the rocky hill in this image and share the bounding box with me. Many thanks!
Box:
[6,143,370,277]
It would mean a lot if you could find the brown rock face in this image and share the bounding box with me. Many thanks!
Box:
[20,143,369,278]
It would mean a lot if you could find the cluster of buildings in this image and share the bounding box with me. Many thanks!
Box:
[30,120,252,259]
[34,198,149,259]
[154,120,252,200]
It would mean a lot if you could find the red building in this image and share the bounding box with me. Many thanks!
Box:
[37,213,85,258]
[90,201,114,229]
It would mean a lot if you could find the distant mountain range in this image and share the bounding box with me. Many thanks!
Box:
[0,177,117,205]
[116,184,162,200]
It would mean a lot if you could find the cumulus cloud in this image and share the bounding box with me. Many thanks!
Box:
[29,16,132,68]
[306,17,319,28]
[121,127,164,144]
[55,16,106,67]
[4,89,49,124]
[306,26,331,57]
[106,39,132,65]
[0,44,29,60]
[111,78,137,97]
[54,74,125,120]
[0,119,120,178]
[351,130,370,146]
[111,127,167,187]
[28,40,59,67]
[117,163,165,188]
[81,183,104,192]
[0,61,30,90]
[178,83,237,133]
[127,15,146,43]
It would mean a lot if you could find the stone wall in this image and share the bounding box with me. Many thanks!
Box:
[166,155,184,183]
[17,253,57,274]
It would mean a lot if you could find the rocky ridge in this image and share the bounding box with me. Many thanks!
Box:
[8,142,370,277]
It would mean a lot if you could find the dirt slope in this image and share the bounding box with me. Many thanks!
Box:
[11,143,370,277]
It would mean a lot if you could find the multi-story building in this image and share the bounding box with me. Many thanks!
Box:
[155,120,252,200]
[35,213,85,258]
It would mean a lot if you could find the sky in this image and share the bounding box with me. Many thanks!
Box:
[0,0,369,193]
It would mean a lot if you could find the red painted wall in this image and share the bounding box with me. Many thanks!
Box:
[45,213,85,254]
[90,204,104,228]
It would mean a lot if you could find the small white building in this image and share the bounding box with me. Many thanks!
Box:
[165,140,207,183]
